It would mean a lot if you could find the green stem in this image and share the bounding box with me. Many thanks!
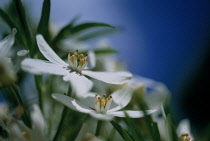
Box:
[109,127,116,141]
[53,85,71,141]
[10,84,31,127]
[95,120,103,136]
[34,76,43,111]
[53,106,68,141]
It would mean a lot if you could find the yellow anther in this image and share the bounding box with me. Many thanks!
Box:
[69,51,72,54]
[15,105,24,117]
[79,59,85,66]
[70,55,75,62]
[79,54,84,58]
[22,132,30,141]
[186,136,190,140]
[181,133,189,136]
[103,94,106,97]
[95,94,98,96]
[105,98,109,103]
[100,99,105,107]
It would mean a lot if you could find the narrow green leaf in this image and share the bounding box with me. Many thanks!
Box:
[0,8,28,49]
[13,0,33,51]
[76,28,118,41]
[50,16,79,46]
[110,120,133,141]
[0,8,16,28]
[166,114,178,141]
[37,0,51,37]
[152,122,161,141]
[51,21,114,46]
[123,111,145,141]
[94,48,118,54]
[71,22,115,34]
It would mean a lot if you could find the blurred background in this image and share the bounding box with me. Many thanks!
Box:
[1,0,210,134]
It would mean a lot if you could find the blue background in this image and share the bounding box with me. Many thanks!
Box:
[1,0,210,96]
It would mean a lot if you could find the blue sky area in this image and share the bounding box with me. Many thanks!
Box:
[1,0,210,96]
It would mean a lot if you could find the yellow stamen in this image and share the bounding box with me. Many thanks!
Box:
[100,99,105,107]
[22,132,30,141]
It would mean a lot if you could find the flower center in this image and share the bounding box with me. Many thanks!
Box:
[22,131,30,141]
[68,50,88,74]
[180,133,193,141]
[94,94,112,113]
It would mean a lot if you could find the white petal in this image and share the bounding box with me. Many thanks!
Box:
[0,28,16,56]
[177,119,194,139]
[89,111,114,121]
[31,104,47,141]
[21,58,69,75]
[86,51,96,69]
[52,93,92,113]
[108,87,134,112]
[83,71,132,84]
[17,50,29,57]
[63,72,93,98]
[108,109,156,118]
[36,35,68,66]
[79,92,97,108]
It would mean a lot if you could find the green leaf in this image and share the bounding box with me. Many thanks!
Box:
[71,22,114,34]
[50,16,79,46]
[0,8,28,49]
[51,21,114,46]
[152,122,161,141]
[110,120,133,141]
[13,0,33,51]
[166,114,178,141]
[123,111,145,141]
[0,8,16,28]
[37,0,51,37]
[94,48,118,54]
[76,28,118,41]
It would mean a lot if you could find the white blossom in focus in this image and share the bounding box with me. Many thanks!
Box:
[52,86,156,121]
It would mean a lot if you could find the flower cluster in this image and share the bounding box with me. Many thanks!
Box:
[0,1,199,141]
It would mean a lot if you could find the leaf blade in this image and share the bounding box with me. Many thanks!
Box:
[37,0,51,37]
[110,120,133,141]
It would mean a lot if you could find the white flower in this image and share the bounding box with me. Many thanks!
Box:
[0,28,16,57]
[0,29,17,86]
[52,86,156,121]
[74,123,104,141]
[21,35,132,97]
[1,104,48,141]
[130,75,170,140]
[177,119,194,141]
[0,103,9,120]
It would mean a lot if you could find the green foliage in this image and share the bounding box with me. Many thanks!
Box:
[110,120,133,141]
[37,0,51,38]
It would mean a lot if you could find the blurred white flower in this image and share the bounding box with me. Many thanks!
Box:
[177,119,194,141]
[0,28,16,57]
[0,104,48,141]
[21,35,132,97]
[130,75,170,140]
[52,86,156,121]
[0,29,17,86]
[0,103,8,120]
[75,123,104,141]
